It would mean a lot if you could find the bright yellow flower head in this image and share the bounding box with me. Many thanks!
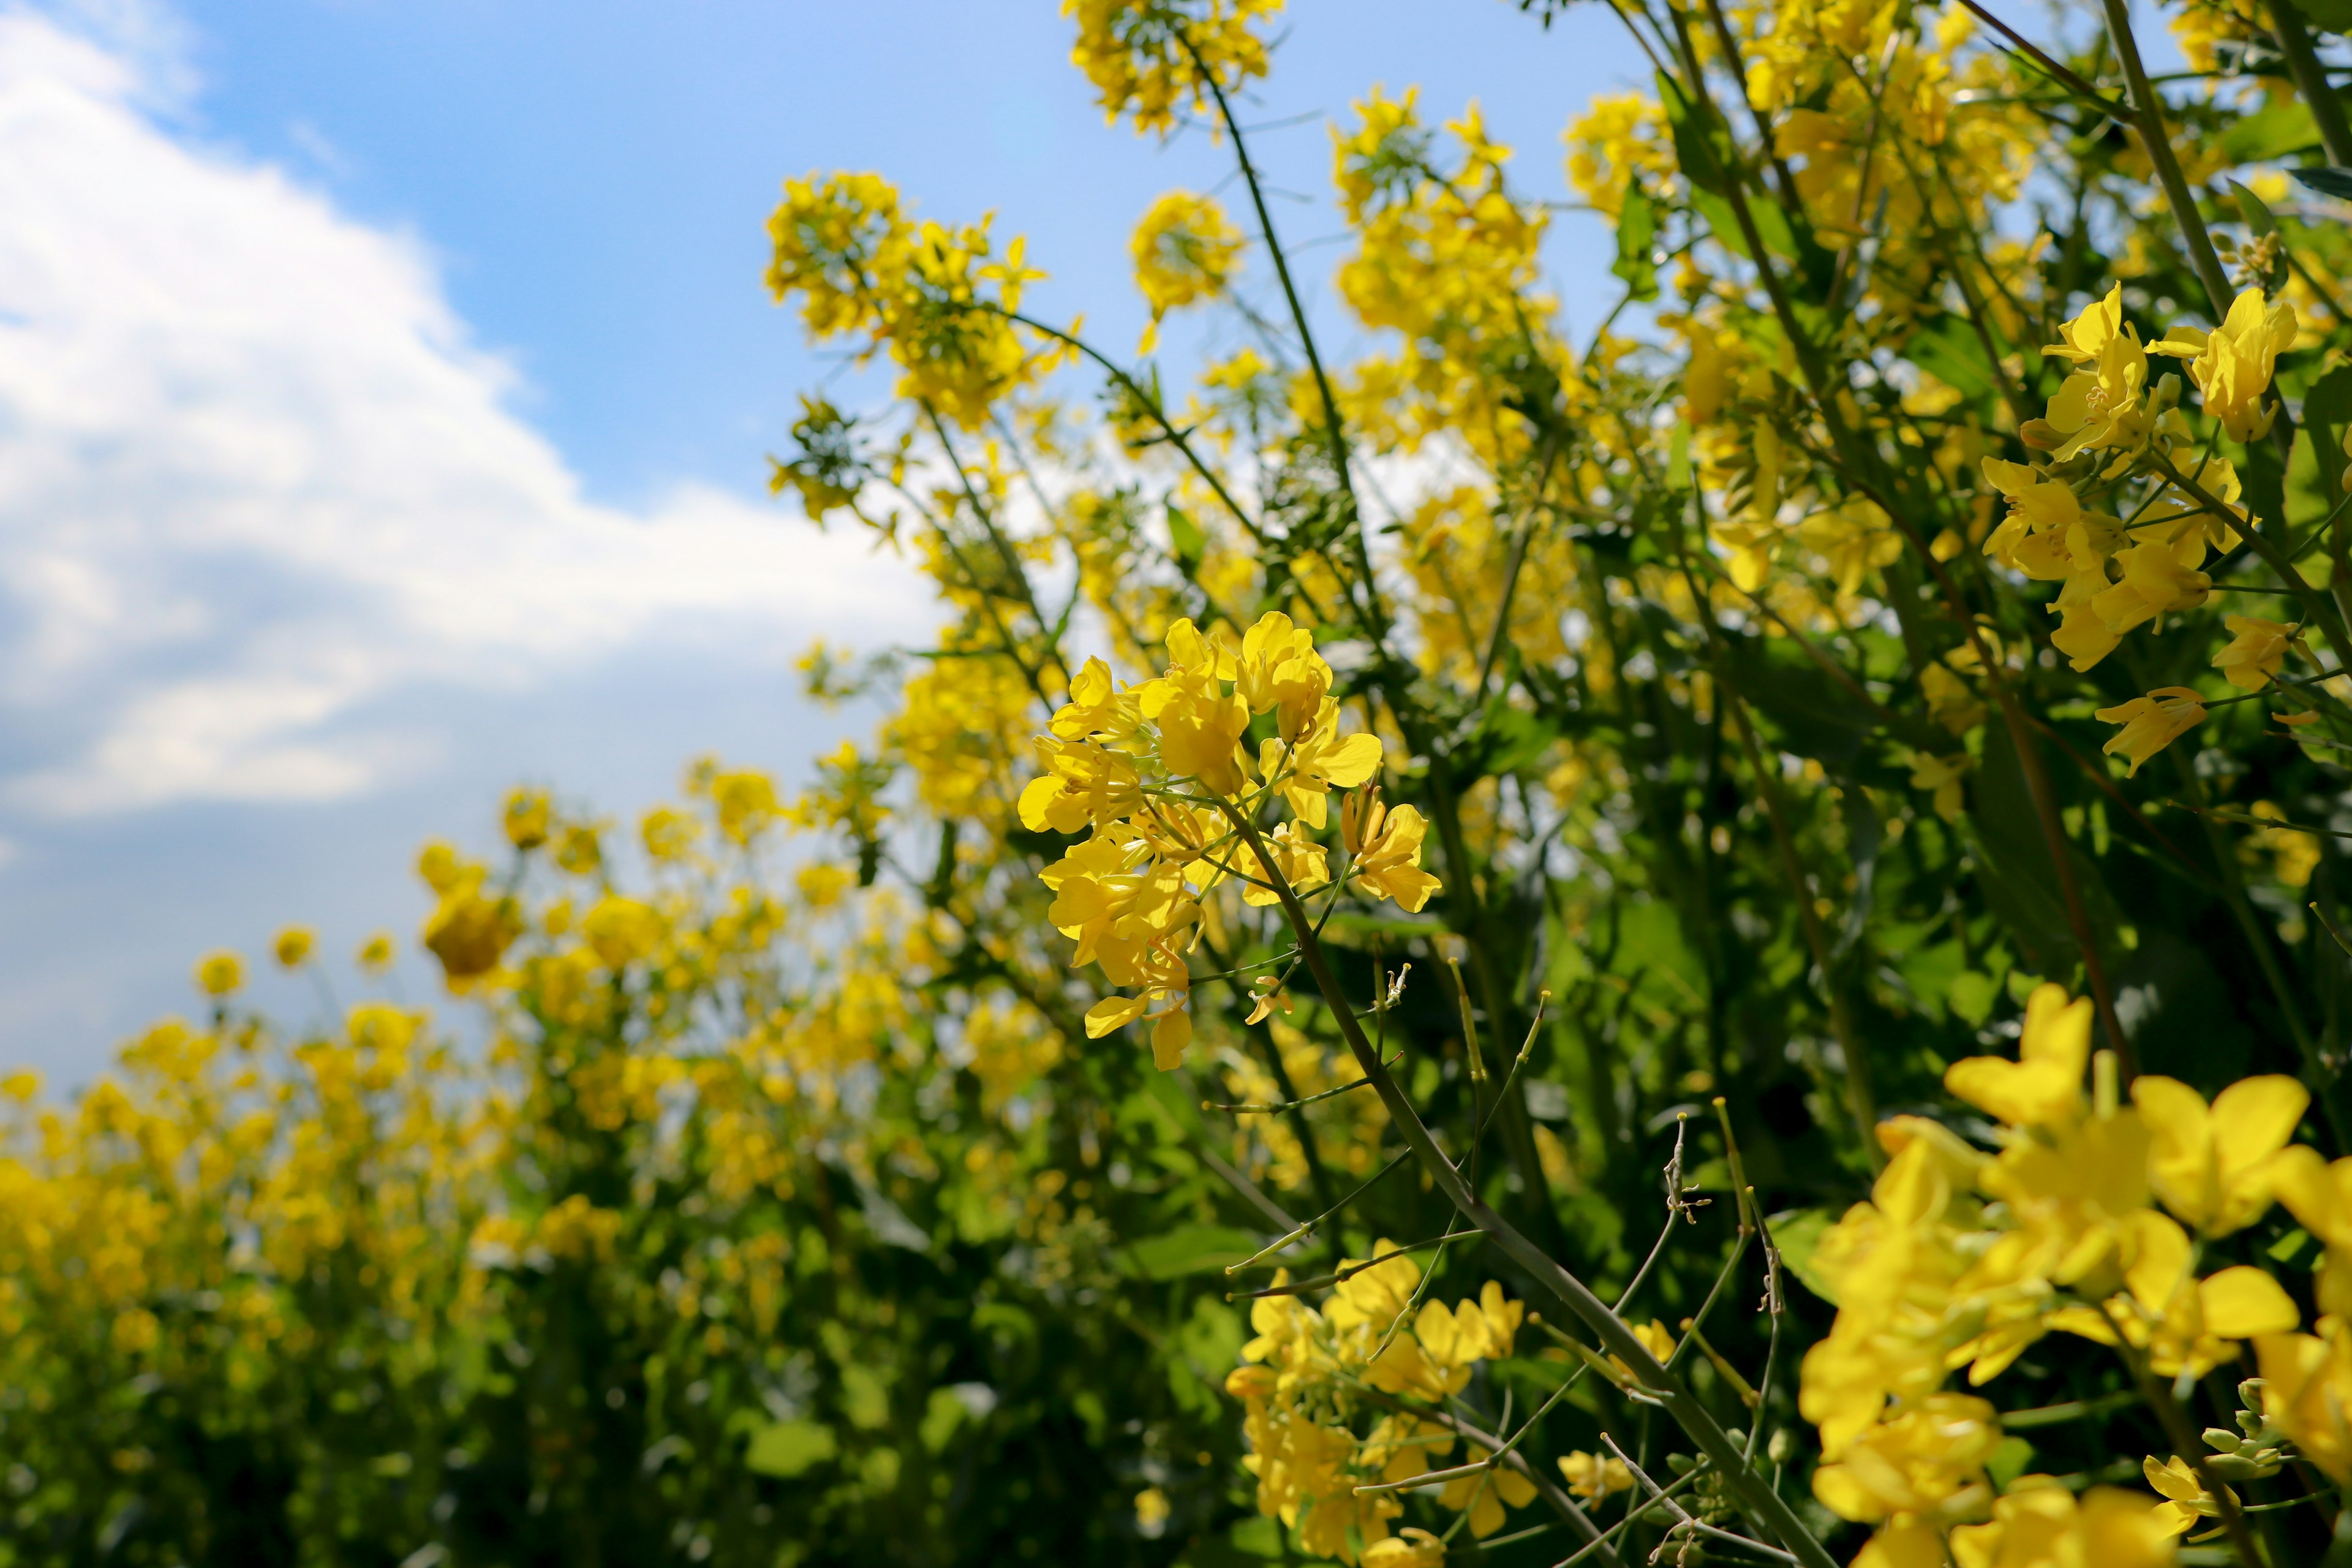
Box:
[2094,687,2207,778]
[194,949,244,998]
[2212,615,2296,692]
[2272,1148,2352,1316]
[1342,792,1441,913]
[1812,1392,2000,1526]
[502,786,551,851]
[2042,1209,2299,1378]
[2039,322,2151,463]
[2254,1320,2352,1483]
[1945,982,2094,1129]
[1557,1450,1633,1501]
[271,925,315,970]
[2141,1453,2232,1537]
[2150,285,2297,442]
[2042,283,2127,366]
[2131,1073,2306,1236]
[1946,1479,2180,1568]
[1065,0,1282,138]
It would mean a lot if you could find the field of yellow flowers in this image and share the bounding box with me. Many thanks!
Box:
[20,0,2352,1562]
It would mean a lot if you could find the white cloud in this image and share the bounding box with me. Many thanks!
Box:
[0,7,930,813]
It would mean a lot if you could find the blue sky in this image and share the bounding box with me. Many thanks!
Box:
[0,0,1646,1080]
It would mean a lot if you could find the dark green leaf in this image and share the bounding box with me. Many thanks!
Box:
[1124,1224,1268,1281]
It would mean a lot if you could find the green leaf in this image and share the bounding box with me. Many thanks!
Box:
[2290,0,2352,36]
[1987,1436,2037,1490]
[1949,970,2001,1027]
[2222,102,2320,165]
[2290,363,2352,527]
[1167,502,1205,573]
[2231,179,2281,240]
[1613,184,1659,303]
[2293,164,2352,202]
[1125,1224,1267,1281]
[1904,314,2001,405]
[1766,1207,1841,1304]
[744,1420,836,1479]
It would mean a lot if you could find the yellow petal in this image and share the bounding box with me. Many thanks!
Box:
[2199,1265,2299,1338]
[1084,995,1149,1038]
[1150,1006,1193,1069]
[1321,731,1385,788]
[2209,1074,2309,1177]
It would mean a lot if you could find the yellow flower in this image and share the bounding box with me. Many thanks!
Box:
[194,949,244,998]
[2150,285,2297,442]
[581,895,662,970]
[2042,282,2127,366]
[1129,190,1240,349]
[1235,611,1332,742]
[1143,668,1251,796]
[2089,537,2209,635]
[2043,1210,2299,1378]
[1812,1392,2000,1526]
[424,884,521,986]
[1065,0,1281,138]
[2094,687,2207,777]
[1919,663,1985,736]
[1946,1480,2179,1568]
[2212,615,2295,691]
[1361,1528,1445,1568]
[271,926,315,970]
[2130,1073,2306,1235]
[1261,700,1384,828]
[1557,1450,1632,1501]
[2038,318,2152,463]
[356,930,395,972]
[1342,793,1442,913]
[502,786,551,851]
[1945,982,2094,1130]
[1437,1444,1536,1537]
[2253,1321,2352,1482]
[2271,1147,2352,1316]
[2141,1453,2232,1536]
[1907,752,1969,820]
[1133,1485,1170,1537]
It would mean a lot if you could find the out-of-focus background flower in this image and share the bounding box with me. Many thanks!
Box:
[0,0,1640,1076]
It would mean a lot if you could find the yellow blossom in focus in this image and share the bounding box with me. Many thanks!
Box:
[2095,687,2207,777]
[2141,1453,2231,1536]
[1342,791,1441,913]
[2150,286,2297,442]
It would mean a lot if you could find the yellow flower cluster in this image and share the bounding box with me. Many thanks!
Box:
[1129,189,1241,350]
[766,171,1055,426]
[1224,1247,1532,1560]
[1065,0,1281,138]
[1800,982,2320,1562]
[1025,614,1427,1068]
